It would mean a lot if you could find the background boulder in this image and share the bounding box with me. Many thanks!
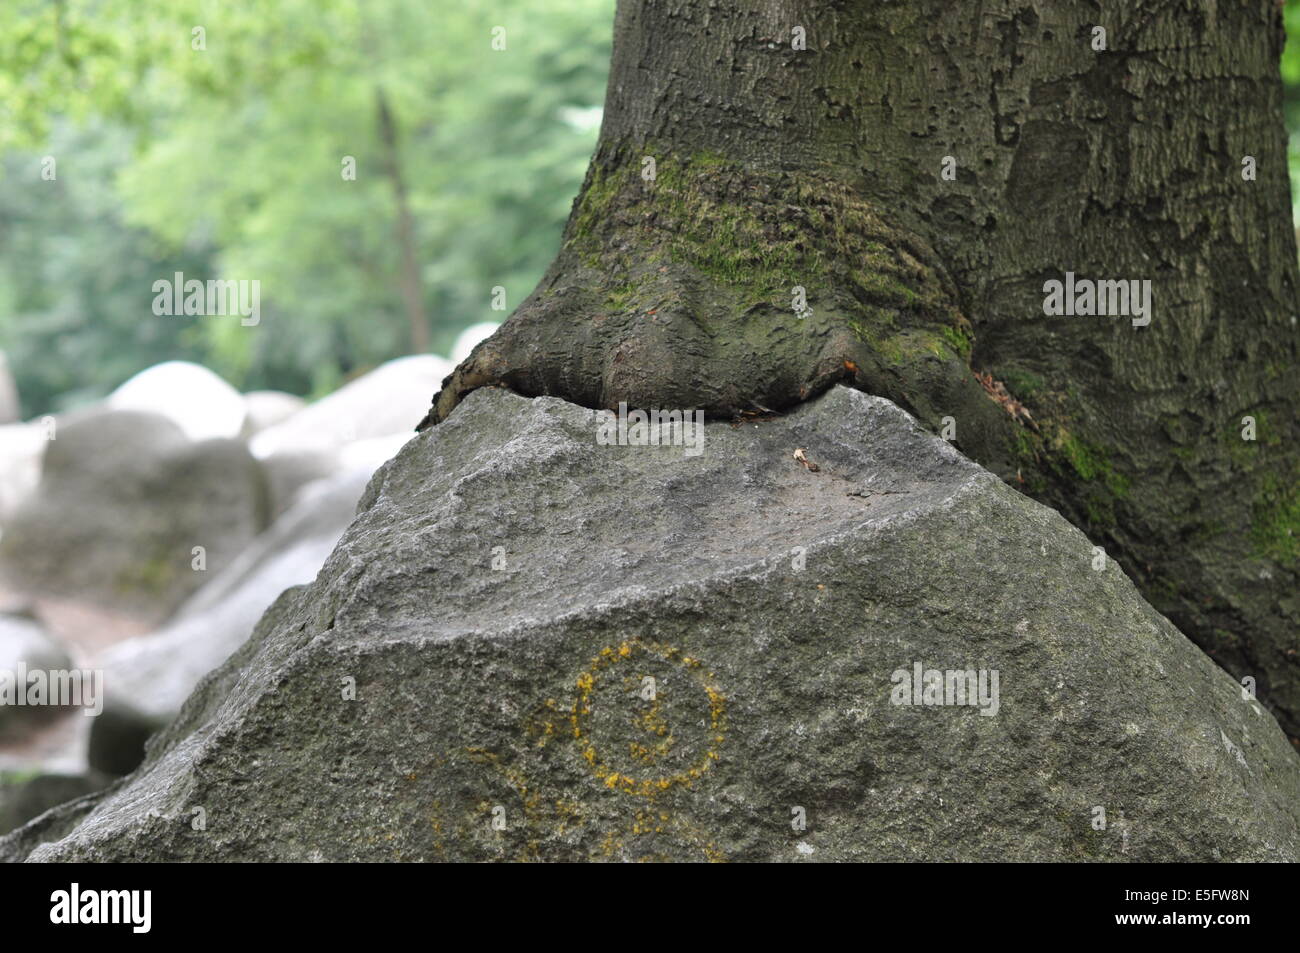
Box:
[0,771,109,835]
[249,356,448,515]
[8,387,1297,862]
[0,421,49,528]
[240,390,305,438]
[0,613,73,739]
[0,408,269,627]
[250,354,450,460]
[107,361,247,442]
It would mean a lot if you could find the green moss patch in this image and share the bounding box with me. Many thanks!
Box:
[1252,471,1300,565]
[565,150,959,320]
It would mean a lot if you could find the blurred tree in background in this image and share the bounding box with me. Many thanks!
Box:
[0,0,613,415]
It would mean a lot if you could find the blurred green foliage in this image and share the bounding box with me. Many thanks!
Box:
[0,0,613,415]
[1286,0,1300,223]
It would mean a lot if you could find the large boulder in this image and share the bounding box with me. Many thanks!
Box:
[7,387,1298,861]
[108,361,247,442]
[255,447,339,518]
[0,409,269,628]
[0,611,92,779]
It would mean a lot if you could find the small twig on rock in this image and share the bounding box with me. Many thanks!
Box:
[793,448,820,472]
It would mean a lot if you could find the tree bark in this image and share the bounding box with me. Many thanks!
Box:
[423,1,1300,737]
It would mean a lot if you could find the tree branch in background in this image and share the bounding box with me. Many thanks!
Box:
[375,85,429,355]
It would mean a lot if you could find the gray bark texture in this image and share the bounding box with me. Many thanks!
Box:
[422,1,1300,737]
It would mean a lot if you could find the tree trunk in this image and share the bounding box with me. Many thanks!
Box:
[376,86,430,355]
[423,0,1300,737]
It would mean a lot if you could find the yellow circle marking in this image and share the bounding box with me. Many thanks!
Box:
[571,639,726,797]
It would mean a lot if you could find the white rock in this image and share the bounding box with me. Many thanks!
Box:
[241,390,305,437]
[0,423,48,528]
[108,361,246,441]
[337,432,415,472]
[250,354,451,460]
[0,613,71,676]
[450,322,501,363]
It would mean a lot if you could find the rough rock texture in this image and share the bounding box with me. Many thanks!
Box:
[0,787,104,859]
[0,409,269,625]
[8,387,1298,862]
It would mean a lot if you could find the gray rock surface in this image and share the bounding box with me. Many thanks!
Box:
[0,409,269,625]
[8,387,1299,861]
